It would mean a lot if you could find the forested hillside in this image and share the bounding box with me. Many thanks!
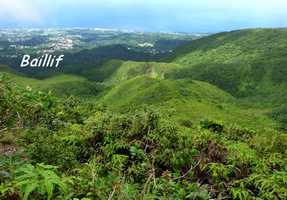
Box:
[168,29,287,100]
[1,28,287,199]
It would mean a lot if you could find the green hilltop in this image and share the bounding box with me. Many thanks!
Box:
[1,28,287,199]
[80,28,287,106]
[2,28,287,130]
[167,28,287,101]
[0,70,102,97]
[99,75,276,130]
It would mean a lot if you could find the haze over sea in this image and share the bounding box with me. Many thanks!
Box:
[0,0,287,32]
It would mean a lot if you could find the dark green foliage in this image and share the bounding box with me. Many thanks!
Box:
[271,58,287,83]
[200,119,224,132]
[179,119,193,128]
[48,80,104,97]
[168,28,287,99]
[269,105,287,130]
[167,63,244,95]
[1,28,287,199]
[23,127,82,170]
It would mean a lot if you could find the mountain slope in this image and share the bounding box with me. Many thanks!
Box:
[99,76,276,130]
[166,28,287,101]
[5,44,170,79]
[85,60,181,84]
[0,70,102,97]
[1,28,285,130]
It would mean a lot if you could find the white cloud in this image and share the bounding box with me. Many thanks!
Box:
[1,0,287,29]
[0,0,42,23]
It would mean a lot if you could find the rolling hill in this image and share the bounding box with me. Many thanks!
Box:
[0,66,102,97]
[99,75,277,130]
[1,28,287,200]
[1,28,286,130]
[165,28,287,103]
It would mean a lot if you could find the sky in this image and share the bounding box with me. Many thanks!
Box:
[0,0,287,32]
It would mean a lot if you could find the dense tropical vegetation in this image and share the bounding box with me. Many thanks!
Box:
[1,28,287,199]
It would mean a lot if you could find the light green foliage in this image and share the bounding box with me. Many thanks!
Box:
[0,72,103,97]
[1,28,287,199]
[230,186,251,200]
[205,163,234,184]
[1,76,287,199]
[0,74,55,129]
[248,172,287,199]
[14,163,67,200]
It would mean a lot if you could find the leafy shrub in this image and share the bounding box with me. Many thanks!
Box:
[200,119,224,132]
[251,133,287,154]
[178,119,193,128]
[224,125,255,141]
[247,171,287,199]
[1,163,67,200]
[1,77,287,199]
[23,127,82,169]
[269,105,287,130]
[0,76,55,129]
[229,186,251,200]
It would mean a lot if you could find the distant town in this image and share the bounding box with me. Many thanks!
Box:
[0,28,209,59]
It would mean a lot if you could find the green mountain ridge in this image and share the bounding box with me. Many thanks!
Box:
[4,28,287,101]
[1,28,287,199]
[99,75,276,130]
[2,28,287,130]
[166,28,287,101]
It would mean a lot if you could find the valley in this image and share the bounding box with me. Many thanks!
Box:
[0,28,287,199]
